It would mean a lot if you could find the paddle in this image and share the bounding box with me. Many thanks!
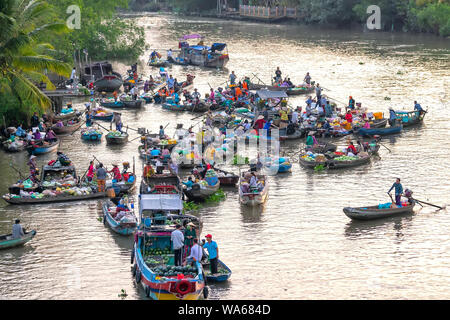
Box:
[130,135,143,143]
[379,142,392,153]
[411,198,444,210]
[9,163,25,180]
[96,122,112,132]
[70,120,86,136]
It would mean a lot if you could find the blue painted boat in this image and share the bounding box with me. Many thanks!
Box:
[356,125,402,137]
[100,101,124,108]
[26,139,59,155]
[81,132,102,141]
[92,113,113,121]
[202,258,232,283]
[0,230,36,250]
[162,102,186,112]
[141,96,153,103]
[263,157,292,174]
[102,201,137,235]
[394,110,426,127]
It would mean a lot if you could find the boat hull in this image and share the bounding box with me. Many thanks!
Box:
[0,230,36,250]
[94,77,123,92]
[106,134,129,145]
[343,203,415,220]
[26,140,59,155]
[2,192,106,205]
[103,203,137,235]
[356,125,402,137]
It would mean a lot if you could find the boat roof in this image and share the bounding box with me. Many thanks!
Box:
[139,194,183,211]
[256,90,288,100]
[42,165,75,172]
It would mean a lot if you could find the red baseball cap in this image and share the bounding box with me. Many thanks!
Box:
[205,234,212,238]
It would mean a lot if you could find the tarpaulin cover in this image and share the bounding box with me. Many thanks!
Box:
[139,194,183,212]
[211,43,227,52]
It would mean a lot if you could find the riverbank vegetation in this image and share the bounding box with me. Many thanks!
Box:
[164,0,449,37]
[0,0,71,126]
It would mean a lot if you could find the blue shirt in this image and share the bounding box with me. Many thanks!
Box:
[203,241,218,260]
[414,103,423,111]
[388,182,403,195]
[183,180,194,188]
[229,74,236,84]
[389,110,397,120]
[150,149,161,157]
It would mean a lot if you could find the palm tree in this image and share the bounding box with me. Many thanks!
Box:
[0,0,71,117]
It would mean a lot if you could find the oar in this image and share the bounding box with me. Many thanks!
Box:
[191,114,205,121]
[9,163,25,180]
[412,198,444,210]
[70,120,86,136]
[379,142,392,153]
[96,122,111,132]
[130,135,143,143]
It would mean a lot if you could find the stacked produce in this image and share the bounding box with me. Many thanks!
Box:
[106,131,126,138]
[301,152,327,162]
[204,169,218,186]
[3,186,96,200]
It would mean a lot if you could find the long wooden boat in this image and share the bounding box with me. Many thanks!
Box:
[92,112,114,121]
[239,174,269,206]
[202,257,232,283]
[51,121,83,135]
[26,139,59,155]
[102,201,137,235]
[162,102,186,112]
[100,101,125,108]
[286,86,314,95]
[54,110,79,122]
[395,110,426,127]
[183,180,220,202]
[279,128,304,141]
[215,168,239,186]
[2,191,106,205]
[355,125,402,137]
[94,75,123,92]
[147,60,168,67]
[106,132,129,145]
[343,202,415,220]
[2,139,27,152]
[0,230,37,250]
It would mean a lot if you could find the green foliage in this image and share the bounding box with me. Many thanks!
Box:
[47,0,148,62]
[0,0,71,125]
[183,201,201,213]
[168,0,217,13]
[205,189,226,203]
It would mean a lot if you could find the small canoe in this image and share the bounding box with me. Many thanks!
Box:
[2,192,106,205]
[102,201,137,235]
[279,128,304,141]
[54,111,80,122]
[92,113,113,122]
[148,60,168,67]
[26,139,59,155]
[100,101,125,108]
[106,133,129,145]
[121,99,144,109]
[355,125,402,137]
[343,202,415,221]
[0,230,37,250]
[395,110,426,127]
[51,121,83,135]
[371,118,388,128]
[183,180,220,202]
[81,132,102,141]
[202,258,232,283]
[162,103,186,112]
[286,86,314,96]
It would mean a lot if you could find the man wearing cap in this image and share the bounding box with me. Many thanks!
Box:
[203,234,219,275]
[171,224,185,266]
[12,219,25,239]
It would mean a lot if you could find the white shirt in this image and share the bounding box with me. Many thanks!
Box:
[188,244,203,262]
[291,111,299,123]
[167,50,173,58]
[171,229,184,250]
[250,175,258,187]
[70,69,76,80]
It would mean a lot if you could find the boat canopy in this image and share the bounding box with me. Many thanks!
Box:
[256,90,288,100]
[211,43,227,52]
[139,194,183,213]
[84,61,113,76]
[179,34,203,41]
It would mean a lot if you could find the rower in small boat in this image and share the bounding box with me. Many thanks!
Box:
[388,107,397,126]
[388,178,404,206]
[414,101,426,116]
[202,234,219,275]
[111,112,123,132]
[12,219,25,239]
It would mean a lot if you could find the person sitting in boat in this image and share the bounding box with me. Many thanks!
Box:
[26,130,33,142]
[185,238,202,266]
[347,142,358,156]
[348,96,355,110]
[12,219,25,239]
[115,199,130,215]
[306,131,318,150]
[322,119,331,134]
[15,124,26,138]
[168,160,179,175]
[57,152,71,166]
[192,88,201,105]
[363,119,371,129]
[183,176,194,189]
[388,178,403,207]
[155,158,164,174]
[161,147,171,160]
[143,161,155,179]
[109,164,122,182]
[32,128,42,141]
[44,128,57,143]
[150,147,161,158]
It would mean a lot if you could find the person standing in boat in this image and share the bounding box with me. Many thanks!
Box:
[44,128,57,143]
[229,71,236,86]
[171,224,185,267]
[348,96,355,110]
[129,86,137,101]
[315,84,322,108]
[203,234,219,275]
[185,238,202,267]
[388,107,398,126]
[184,222,197,257]
[388,178,403,207]
[30,112,40,130]
[27,155,39,183]
[111,112,122,133]
[96,163,107,192]
[167,49,174,62]
[304,72,311,85]
[274,67,282,83]
[12,219,25,239]
[192,88,201,106]
[414,101,425,115]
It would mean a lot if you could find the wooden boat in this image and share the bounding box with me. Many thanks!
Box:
[215,168,239,186]
[54,110,80,122]
[140,174,182,195]
[2,139,27,152]
[286,86,314,95]
[26,139,59,155]
[239,174,269,206]
[102,201,137,235]
[355,125,402,137]
[121,99,145,109]
[147,60,168,67]
[2,191,106,205]
[343,202,415,221]
[81,130,102,141]
[183,179,220,202]
[202,257,232,283]
[92,110,114,121]
[279,127,304,141]
[0,230,36,250]
[162,102,186,112]
[141,95,153,103]
[248,82,285,91]
[371,118,388,128]
[100,100,124,108]
[106,132,128,145]
[184,101,211,113]
[395,110,426,127]
[177,39,229,68]
[51,120,83,135]
[327,154,371,169]
[81,62,123,92]
[298,153,327,169]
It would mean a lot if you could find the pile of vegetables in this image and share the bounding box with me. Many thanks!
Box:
[107,131,126,138]
[153,265,198,278]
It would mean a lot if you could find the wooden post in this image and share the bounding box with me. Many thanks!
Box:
[276,7,278,17]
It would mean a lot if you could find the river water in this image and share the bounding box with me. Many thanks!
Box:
[1,14,449,300]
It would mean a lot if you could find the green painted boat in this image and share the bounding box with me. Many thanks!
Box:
[0,230,36,250]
